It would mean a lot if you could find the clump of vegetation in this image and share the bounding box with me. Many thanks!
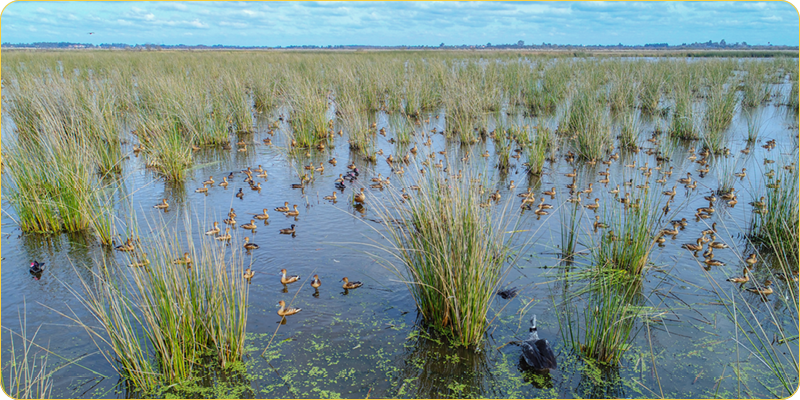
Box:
[668,87,698,140]
[62,219,250,394]
[371,166,521,347]
[749,163,799,265]
[3,305,55,399]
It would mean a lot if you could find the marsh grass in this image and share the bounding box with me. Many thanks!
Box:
[524,124,551,176]
[558,269,647,366]
[668,87,699,140]
[592,187,660,276]
[702,84,738,153]
[368,164,522,347]
[618,111,641,150]
[749,164,799,265]
[59,217,249,394]
[2,304,54,399]
[137,116,193,181]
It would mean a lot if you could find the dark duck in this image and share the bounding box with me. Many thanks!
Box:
[520,315,557,372]
[29,261,45,275]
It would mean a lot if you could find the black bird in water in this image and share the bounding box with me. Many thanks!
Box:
[29,261,45,275]
[521,315,557,372]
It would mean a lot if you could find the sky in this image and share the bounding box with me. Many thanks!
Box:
[1,1,798,47]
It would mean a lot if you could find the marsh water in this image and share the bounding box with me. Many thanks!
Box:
[2,57,799,399]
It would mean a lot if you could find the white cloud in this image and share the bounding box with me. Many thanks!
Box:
[189,19,208,28]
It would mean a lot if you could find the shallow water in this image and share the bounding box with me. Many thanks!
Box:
[2,85,799,398]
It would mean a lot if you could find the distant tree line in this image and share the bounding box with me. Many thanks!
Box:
[2,39,795,51]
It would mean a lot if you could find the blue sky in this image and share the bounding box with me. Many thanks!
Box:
[1,1,798,46]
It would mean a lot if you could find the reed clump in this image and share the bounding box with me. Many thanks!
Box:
[371,166,520,347]
[749,165,799,265]
[64,220,250,394]
[3,305,55,399]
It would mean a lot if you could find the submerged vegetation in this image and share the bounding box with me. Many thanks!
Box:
[1,50,798,398]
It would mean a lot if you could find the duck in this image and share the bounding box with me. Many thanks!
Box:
[745,280,773,295]
[291,182,305,189]
[173,252,192,265]
[238,145,248,152]
[682,238,703,252]
[223,216,237,225]
[685,181,697,190]
[708,240,729,249]
[660,223,680,236]
[726,269,749,284]
[703,192,717,202]
[677,173,692,184]
[195,184,209,193]
[533,208,549,216]
[241,220,258,230]
[216,228,232,241]
[202,176,215,186]
[236,188,244,199]
[277,300,302,317]
[734,168,746,178]
[280,268,300,284]
[701,223,717,236]
[311,274,322,289]
[670,218,689,227]
[228,206,237,218]
[128,254,150,268]
[585,198,600,211]
[154,198,169,209]
[543,187,556,197]
[354,188,366,203]
[205,222,220,235]
[745,253,757,266]
[593,216,608,230]
[275,202,290,212]
[703,257,725,267]
[508,180,516,190]
[263,137,272,145]
[256,170,268,179]
[341,277,363,289]
[219,177,229,187]
[335,174,345,183]
[243,268,256,280]
[279,224,296,234]
[329,157,337,166]
[255,209,270,220]
[749,197,766,209]
[537,198,553,210]
[243,237,259,250]
[284,205,300,217]
[315,163,325,173]
[29,261,45,274]
[115,238,135,252]
[662,186,677,197]
[565,169,577,178]
[323,192,337,201]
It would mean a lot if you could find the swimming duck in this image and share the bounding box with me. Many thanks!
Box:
[354,188,366,203]
[329,158,337,166]
[323,192,337,201]
[263,138,272,145]
[238,145,247,152]
[734,168,746,178]
[745,253,757,266]
[291,182,305,189]
[243,237,259,250]
[335,174,345,183]
[29,261,45,274]
[173,252,192,265]
[662,186,677,197]
[726,269,749,284]
[219,177,229,187]
[216,228,232,241]
[195,184,209,193]
[277,300,302,317]
[315,163,325,173]
[745,280,773,295]
[585,198,600,211]
[256,170,268,179]
[660,223,680,237]
[700,223,717,237]
[538,198,553,210]
[709,240,729,249]
[115,238,135,252]
[251,183,262,191]
[280,268,300,284]
[205,222,220,235]
[284,205,300,217]
[703,257,724,267]
[241,220,258,230]
[682,238,703,252]
[253,208,269,220]
[236,188,244,199]
[129,254,150,268]
[341,277,363,289]
[154,199,169,209]
[202,176,215,186]
[543,187,556,197]
[311,274,321,289]
[243,268,255,280]
[223,216,237,225]
[677,173,692,184]
[279,224,296,234]
[593,216,608,230]
[275,201,291,212]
